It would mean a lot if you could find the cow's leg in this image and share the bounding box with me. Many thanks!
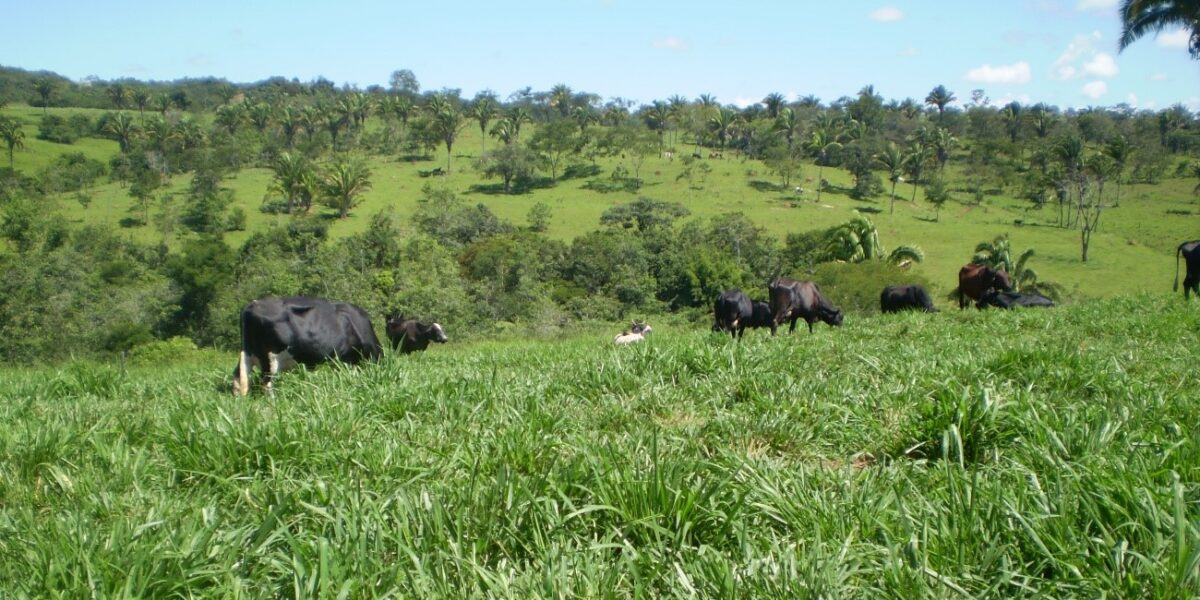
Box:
[263,350,298,394]
[234,350,260,396]
[958,289,967,310]
[788,318,798,334]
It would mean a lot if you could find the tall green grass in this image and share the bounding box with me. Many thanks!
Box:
[0,294,1197,596]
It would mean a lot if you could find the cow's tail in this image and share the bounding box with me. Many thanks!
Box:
[235,308,250,396]
[1175,243,1184,292]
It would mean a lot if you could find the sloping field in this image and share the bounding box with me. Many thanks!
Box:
[1,294,1197,596]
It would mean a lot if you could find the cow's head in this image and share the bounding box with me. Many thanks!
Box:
[423,322,449,344]
[820,307,844,327]
[630,321,652,335]
[991,269,1013,292]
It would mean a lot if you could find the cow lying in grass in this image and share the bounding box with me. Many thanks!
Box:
[614,321,652,345]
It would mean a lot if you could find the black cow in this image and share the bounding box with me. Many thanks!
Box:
[768,277,844,335]
[957,264,1013,309]
[233,296,383,395]
[713,289,753,339]
[712,290,773,340]
[385,315,449,354]
[976,289,1055,310]
[880,285,939,313]
[1175,240,1200,300]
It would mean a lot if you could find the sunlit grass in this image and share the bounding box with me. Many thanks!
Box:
[0,294,1197,596]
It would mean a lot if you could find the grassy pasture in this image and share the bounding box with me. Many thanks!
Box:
[1,295,1198,596]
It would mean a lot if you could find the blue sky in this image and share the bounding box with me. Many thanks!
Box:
[3,0,1196,110]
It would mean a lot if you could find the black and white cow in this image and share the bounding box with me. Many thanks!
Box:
[880,284,939,313]
[233,296,382,395]
[614,321,652,345]
[385,315,449,354]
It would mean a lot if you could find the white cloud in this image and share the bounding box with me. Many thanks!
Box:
[1081,80,1108,99]
[995,92,1033,106]
[731,95,757,108]
[1052,31,1102,79]
[1126,93,1138,107]
[1076,0,1116,10]
[1083,52,1119,77]
[869,7,904,22]
[651,36,688,50]
[898,47,920,57]
[1151,73,1169,81]
[1158,29,1190,48]
[965,61,1032,84]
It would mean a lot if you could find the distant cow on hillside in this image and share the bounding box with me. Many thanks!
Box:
[385,315,449,354]
[1175,240,1200,300]
[233,296,382,395]
[880,285,939,313]
[768,278,844,335]
[957,264,1013,309]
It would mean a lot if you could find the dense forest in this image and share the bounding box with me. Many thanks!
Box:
[1,65,1198,363]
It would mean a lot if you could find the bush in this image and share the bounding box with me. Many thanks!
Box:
[126,336,213,367]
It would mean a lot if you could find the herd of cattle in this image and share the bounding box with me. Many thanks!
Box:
[232,241,1200,394]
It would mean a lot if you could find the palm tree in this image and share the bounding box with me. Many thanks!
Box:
[572,105,598,138]
[107,84,130,109]
[153,94,172,117]
[132,88,151,121]
[924,85,956,120]
[806,124,842,204]
[504,106,532,141]
[471,97,497,154]
[903,143,931,203]
[643,101,671,151]
[277,104,303,147]
[214,103,246,135]
[1029,104,1056,139]
[761,92,787,119]
[428,98,465,173]
[269,152,316,214]
[875,141,905,214]
[708,107,738,151]
[1118,0,1200,59]
[549,84,573,118]
[34,78,55,115]
[489,118,518,146]
[928,127,957,171]
[824,215,884,262]
[1104,135,1133,206]
[774,107,802,150]
[320,159,372,219]
[247,102,274,135]
[1053,135,1085,227]
[0,117,25,168]
[1001,101,1023,144]
[103,112,139,153]
[973,234,1039,291]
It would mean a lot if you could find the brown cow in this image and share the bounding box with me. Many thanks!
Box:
[768,277,844,334]
[957,264,1013,309]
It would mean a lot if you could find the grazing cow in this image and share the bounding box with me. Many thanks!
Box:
[233,296,382,396]
[768,277,844,335]
[1175,240,1200,300]
[614,321,652,345]
[976,289,1055,310]
[385,314,449,354]
[880,285,939,313]
[957,264,1013,309]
